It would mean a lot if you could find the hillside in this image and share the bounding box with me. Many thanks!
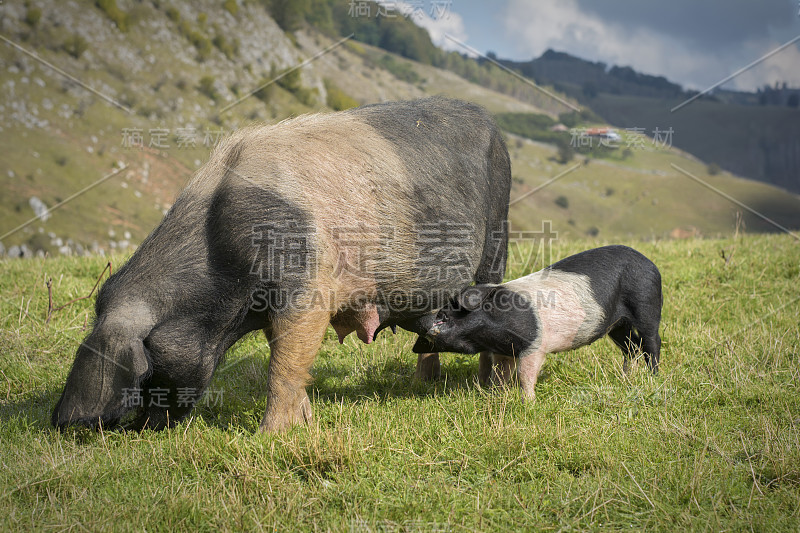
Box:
[588,93,800,194]
[497,50,800,194]
[1,0,799,258]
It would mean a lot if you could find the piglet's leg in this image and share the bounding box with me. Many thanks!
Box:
[477,351,493,385]
[517,351,547,400]
[491,353,516,387]
[260,311,329,433]
[414,352,441,381]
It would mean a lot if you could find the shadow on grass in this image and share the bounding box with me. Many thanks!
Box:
[201,352,485,430]
[3,352,484,435]
[0,388,63,432]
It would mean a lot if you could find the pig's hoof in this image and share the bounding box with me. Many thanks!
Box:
[414,352,441,381]
[521,389,537,402]
[259,391,314,433]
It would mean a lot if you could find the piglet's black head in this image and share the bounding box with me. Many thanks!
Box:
[413,284,536,358]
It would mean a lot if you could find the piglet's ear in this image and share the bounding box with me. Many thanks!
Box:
[412,336,436,354]
[456,285,496,311]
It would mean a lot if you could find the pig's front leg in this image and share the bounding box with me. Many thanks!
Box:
[516,350,547,400]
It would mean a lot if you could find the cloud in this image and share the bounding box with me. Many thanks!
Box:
[412,7,469,53]
[734,37,800,90]
[499,0,800,91]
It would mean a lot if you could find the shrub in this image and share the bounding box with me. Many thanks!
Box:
[494,112,560,147]
[25,7,42,27]
[223,0,238,16]
[62,34,88,59]
[212,30,239,59]
[556,139,574,164]
[178,19,212,61]
[558,109,602,128]
[377,54,419,83]
[254,78,273,103]
[555,195,569,209]
[707,163,721,175]
[324,79,358,111]
[198,75,218,101]
[96,0,129,32]
[275,67,317,105]
[166,6,180,22]
[119,90,138,109]
[265,0,309,32]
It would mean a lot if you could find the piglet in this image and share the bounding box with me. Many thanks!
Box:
[416,245,662,398]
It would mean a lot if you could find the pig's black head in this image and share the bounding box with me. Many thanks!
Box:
[52,302,154,430]
[412,284,537,358]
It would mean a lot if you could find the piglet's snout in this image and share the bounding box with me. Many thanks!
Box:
[428,316,447,336]
[426,323,443,340]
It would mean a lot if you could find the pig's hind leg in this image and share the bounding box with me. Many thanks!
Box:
[516,351,546,400]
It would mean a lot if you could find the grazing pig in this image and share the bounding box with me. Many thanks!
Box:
[417,245,662,398]
[52,96,511,432]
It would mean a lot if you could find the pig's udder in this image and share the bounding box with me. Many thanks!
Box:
[330,304,382,344]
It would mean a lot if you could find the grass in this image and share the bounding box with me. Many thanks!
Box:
[1,234,799,530]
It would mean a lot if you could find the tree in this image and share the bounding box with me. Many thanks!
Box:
[265,0,310,32]
[556,139,574,164]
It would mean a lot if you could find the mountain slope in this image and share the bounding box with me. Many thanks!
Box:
[1,0,798,258]
[496,49,800,193]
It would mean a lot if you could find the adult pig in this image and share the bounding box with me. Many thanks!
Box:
[52,96,511,432]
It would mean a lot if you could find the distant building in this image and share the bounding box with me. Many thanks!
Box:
[585,127,621,142]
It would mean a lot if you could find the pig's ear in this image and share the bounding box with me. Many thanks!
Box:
[456,285,497,311]
[127,338,151,382]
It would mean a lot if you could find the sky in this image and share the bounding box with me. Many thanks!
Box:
[406,0,800,91]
